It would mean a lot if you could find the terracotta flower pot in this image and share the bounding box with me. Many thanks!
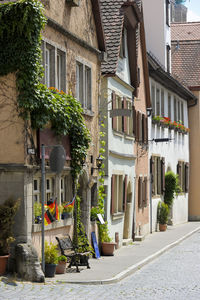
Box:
[56,261,67,274]
[0,255,9,276]
[159,223,167,232]
[101,242,116,256]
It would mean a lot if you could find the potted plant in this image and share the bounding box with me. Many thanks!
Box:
[157,202,169,231]
[56,255,67,274]
[0,197,20,275]
[44,241,59,277]
[99,222,116,256]
[61,204,73,219]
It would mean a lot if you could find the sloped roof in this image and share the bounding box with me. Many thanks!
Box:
[148,52,197,104]
[99,0,141,75]
[171,22,200,41]
[171,22,200,88]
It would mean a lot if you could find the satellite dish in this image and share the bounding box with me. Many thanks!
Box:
[49,145,66,174]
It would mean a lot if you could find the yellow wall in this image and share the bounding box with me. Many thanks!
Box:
[189,90,200,219]
[0,73,25,164]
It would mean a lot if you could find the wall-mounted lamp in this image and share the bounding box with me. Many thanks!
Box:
[91,155,103,175]
[147,107,152,117]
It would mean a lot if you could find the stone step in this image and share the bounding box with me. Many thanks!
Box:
[134,235,145,242]
[122,238,133,246]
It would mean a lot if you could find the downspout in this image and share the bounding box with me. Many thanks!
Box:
[150,173,152,234]
[132,175,136,240]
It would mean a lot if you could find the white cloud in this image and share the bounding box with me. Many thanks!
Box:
[187,9,200,22]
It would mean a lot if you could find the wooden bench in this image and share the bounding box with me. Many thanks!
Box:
[56,234,90,273]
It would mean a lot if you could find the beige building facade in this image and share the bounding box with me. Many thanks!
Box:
[0,0,105,260]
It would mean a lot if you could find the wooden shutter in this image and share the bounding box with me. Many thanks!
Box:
[142,113,145,143]
[143,176,148,207]
[123,97,128,134]
[111,175,115,215]
[145,115,148,144]
[123,175,128,212]
[177,161,181,189]
[161,157,165,193]
[136,110,140,142]
[138,176,143,208]
[133,106,136,136]
[185,162,189,193]
[112,91,117,130]
[150,156,155,195]
[157,157,162,195]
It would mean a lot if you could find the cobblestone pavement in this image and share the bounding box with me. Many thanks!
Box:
[1,230,200,300]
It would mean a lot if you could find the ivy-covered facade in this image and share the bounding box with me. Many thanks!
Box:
[0,0,105,270]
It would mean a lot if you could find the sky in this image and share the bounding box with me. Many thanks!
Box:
[184,0,200,21]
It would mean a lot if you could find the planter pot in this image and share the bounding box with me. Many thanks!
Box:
[56,261,67,274]
[159,223,167,232]
[101,242,116,256]
[45,263,57,277]
[0,255,9,275]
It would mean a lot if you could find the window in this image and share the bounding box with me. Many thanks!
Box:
[151,85,155,116]
[177,161,189,193]
[166,44,170,73]
[166,0,170,26]
[133,108,148,144]
[156,88,160,116]
[76,61,92,110]
[42,40,66,91]
[150,156,165,196]
[46,177,55,202]
[60,177,65,203]
[174,97,177,121]
[181,102,184,124]
[161,89,164,116]
[168,93,171,119]
[33,178,40,202]
[111,91,134,136]
[111,174,128,215]
[138,176,148,208]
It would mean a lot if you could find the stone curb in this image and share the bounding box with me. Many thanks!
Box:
[52,225,200,285]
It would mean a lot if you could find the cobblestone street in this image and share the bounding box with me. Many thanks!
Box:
[1,230,200,300]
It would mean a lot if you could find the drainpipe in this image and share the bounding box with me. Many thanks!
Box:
[132,176,136,240]
[150,173,153,234]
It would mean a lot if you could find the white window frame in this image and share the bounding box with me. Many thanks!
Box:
[113,174,123,214]
[76,59,92,111]
[42,39,66,92]
[33,178,40,203]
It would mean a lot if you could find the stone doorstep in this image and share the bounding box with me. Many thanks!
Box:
[134,235,145,242]
[122,238,133,246]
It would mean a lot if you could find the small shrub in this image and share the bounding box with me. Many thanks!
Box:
[164,171,176,207]
[157,202,169,225]
[44,241,59,265]
[57,255,67,263]
[98,222,112,243]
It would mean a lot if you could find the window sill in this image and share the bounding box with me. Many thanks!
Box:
[112,212,124,220]
[82,109,94,117]
[113,130,124,138]
[32,218,73,233]
[124,134,135,141]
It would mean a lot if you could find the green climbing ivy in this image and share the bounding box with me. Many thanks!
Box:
[0,0,90,179]
[90,118,112,243]
[76,195,93,254]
